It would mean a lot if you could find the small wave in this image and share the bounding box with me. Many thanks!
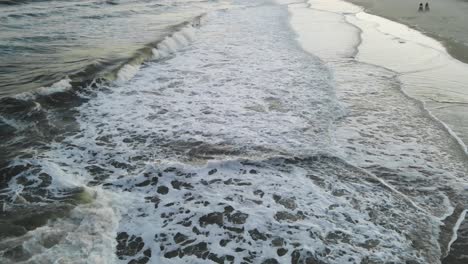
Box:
[13,78,72,101]
[116,19,199,83]
[115,64,141,83]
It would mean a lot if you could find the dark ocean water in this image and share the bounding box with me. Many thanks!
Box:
[0,0,218,209]
[0,0,219,97]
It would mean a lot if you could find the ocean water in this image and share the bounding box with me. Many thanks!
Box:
[0,0,227,97]
[1,0,468,263]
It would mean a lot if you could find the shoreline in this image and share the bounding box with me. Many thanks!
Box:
[288,0,468,261]
[345,0,468,66]
[346,10,468,153]
[291,0,468,154]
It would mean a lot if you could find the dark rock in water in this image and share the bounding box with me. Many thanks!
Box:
[209,179,223,184]
[128,256,150,264]
[227,211,249,225]
[163,167,178,173]
[151,177,158,185]
[253,189,265,198]
[248,228,268,241]
[192,226,201,235]
[164,249,179,259]
[273,195,297,210]
[143,248,151,257]
[290,249,325,264]
[325,230,351,244]
[208,168,218,175]
[173,232,189,244]
[277,248,288,256]
[177,218,192,227]
[291,250,301,264]
[157,186,169,194]
[116,233,145,257]
[271,237,285,247]
[220,239,231,247]
[117,232,129,240]
[199,212,223,227]
[274,211,304,222]
[171,180,193,190]
[110,160,129,170]
[144,195,160,208]
[135,179,151,187]
[208,252,225,263]
[249,169,258,174]
[116,232,129,259]
[224,205,235,214]
[182,242,208,258]
[223,178,234,185]
[85,165,111,182]
[262,258,280,264]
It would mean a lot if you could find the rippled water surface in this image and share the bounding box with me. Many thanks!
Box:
[0,0,224,97]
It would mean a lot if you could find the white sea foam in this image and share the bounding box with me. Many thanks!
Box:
[13,78,73,100]
[447,209,468,255]
[117,24,198,82]
[116,64,141,83]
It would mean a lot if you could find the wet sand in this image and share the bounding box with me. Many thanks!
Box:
[338,0,468,151]
[347,0,468,65]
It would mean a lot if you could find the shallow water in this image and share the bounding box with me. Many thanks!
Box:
[290,1,468,261]
[0,0,468,263]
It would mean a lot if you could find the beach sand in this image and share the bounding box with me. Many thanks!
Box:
[347,0,468,65]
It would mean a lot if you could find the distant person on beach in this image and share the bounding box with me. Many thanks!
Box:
[425,2,430,11]
[418,3,424,12]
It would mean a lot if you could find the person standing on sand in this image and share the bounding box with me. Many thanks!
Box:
[418,3,424,12]
[425,2,430,11]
